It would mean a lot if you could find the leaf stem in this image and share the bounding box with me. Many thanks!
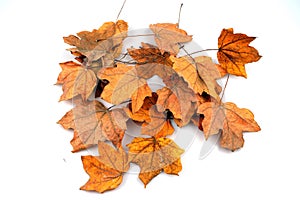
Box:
[177,3,184,28]
[116,0,127,21]
[126,34,155,38]
[107,99,132,110]
[220,74,230,103]
[189,49,219,56]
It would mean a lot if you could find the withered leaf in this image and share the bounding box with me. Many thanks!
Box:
[197,102,261,151]
[171,55,222,99]
[217,28,261,78]
[127,137,184,187]
[81,142,129,193]
[56,61,97,101]
[58,100,128,152]
[128,42,173,66]
[141,105,174,138]
[124,93,158,123]
[98,63,152,113]
[64,20,128,68]
[150,23,192,55]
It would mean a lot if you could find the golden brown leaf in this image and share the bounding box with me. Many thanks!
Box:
[127,137,184,187]
[124,93,158,123]
[128,42,173,66]
[217,28,261,78]
[197,102,261,151]
[149,23,192,55]
[56,61,97,101]
[64,20,128,68]
[80,142,129,193]
[141,105,174,138]
[98,63,152,113]
[171,55,222,99]
[58,100,128,152]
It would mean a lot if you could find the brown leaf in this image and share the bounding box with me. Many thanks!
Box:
[124,93,158,123]
[217,28,261,78]
[149,23,192,55]
[58,100,128,152]
[100,62,197,125]
[141,105,174,138]
[171,55,222,99]
[56,61,97,101]
[64,20,128,68]
[127,137,184,187]
[98,63,152,113]
[128,42,173,66]
[197,102,261,151]
[80,142,129,193]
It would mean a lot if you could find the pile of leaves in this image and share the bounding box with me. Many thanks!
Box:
[57,19,261,193]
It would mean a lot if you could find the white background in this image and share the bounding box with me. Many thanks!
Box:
[0,0,299,199]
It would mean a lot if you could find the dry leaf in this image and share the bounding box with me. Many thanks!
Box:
[81,142,129,193]
[127,137,184,187]
[128,42,173,66]
[141,105,174,138]
[197,102,261,151]
[150,23,192,55]
[124,93,158,123]
[98,63,152,113]
[217,28,261,78]
[58,100,128,152]
[171,55,222,99]
[56,61,97,101]
[64,20,128,68]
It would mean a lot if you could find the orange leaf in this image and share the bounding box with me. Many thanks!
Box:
[64,20,128,68]
[56,61,97,101]
[128,42,173,66]
[149,23,192,55]
[80,142,129,193]
[197,102,261,151]
[141,105,174,138]
[127,137,184,187]
[217,28,261,78]
[98,64,152,113]
[124,93,158,123]
[171,55,222,99]
[58,100,128,152]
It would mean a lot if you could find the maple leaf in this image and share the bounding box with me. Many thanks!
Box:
[217,28,261,78]
[64,20,128,68]
[156,87,196,127]
[141,105,174,138]
[124,93,158,123]
[127,42,173,66]
[98,63,152,113]
[81,142,129,193]
[149,23,192,55]
[197,102,261,151]
[127,137,184,187]
[56,61,97,101]
[171,55,222,99]
[58,100,128,152]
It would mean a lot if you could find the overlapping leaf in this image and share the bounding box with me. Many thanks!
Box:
[81,142,129,193]
[56,61,97,101]
[58,100,128,152]
[197,102,261,151]
[150,23,192,55]
[127,137,184,187]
